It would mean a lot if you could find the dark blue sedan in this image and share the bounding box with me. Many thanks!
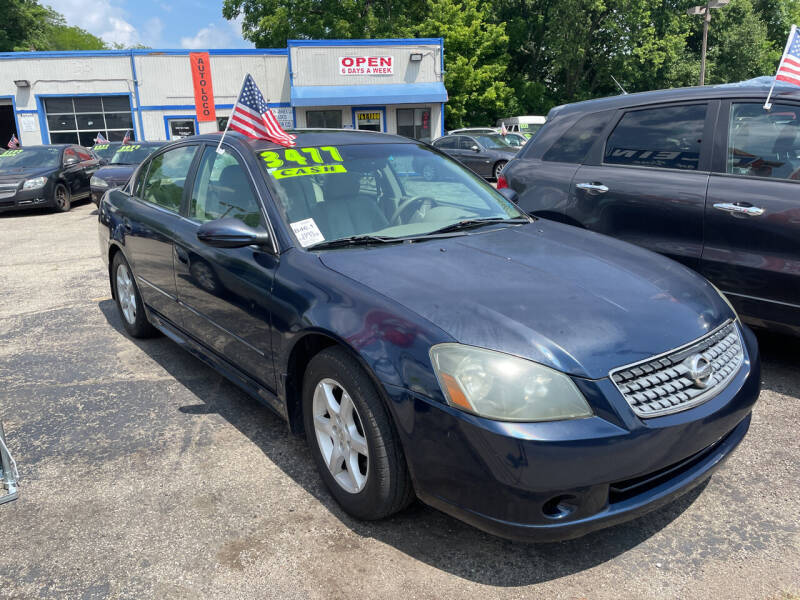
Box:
[98,130,760,541]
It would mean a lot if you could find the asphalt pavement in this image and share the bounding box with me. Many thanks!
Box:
[0,201,798,599]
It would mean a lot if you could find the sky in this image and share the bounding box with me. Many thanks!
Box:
[46,0,256,49]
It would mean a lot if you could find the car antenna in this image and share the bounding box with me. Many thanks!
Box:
[611,75,628,95]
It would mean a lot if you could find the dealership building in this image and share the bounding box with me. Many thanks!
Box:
[0,38,447,147]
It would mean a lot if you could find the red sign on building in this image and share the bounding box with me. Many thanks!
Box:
[189,52,216,122]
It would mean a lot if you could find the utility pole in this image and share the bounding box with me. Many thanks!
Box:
[688,0,731,86]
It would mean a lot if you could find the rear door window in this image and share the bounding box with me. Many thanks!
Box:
[140,145,197,213]
[727,102,800,180]
[542,112,610,163]
[604,104,707,171]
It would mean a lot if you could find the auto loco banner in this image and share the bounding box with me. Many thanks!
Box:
[189,52,217,122]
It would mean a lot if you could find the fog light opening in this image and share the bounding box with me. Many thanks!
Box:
[542,495,577,520]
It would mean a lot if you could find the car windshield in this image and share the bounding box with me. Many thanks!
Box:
[110,144,159,165]
[92,144,119,160]
[473,135,515,149]
[0,147,61,169]
[257,142,525,247]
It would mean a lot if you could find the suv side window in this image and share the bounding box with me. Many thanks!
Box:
[189,146,262,227]
[140,145,197,213]
[604,104,707,171]
[728,102,800,180]
[542,112,610,163]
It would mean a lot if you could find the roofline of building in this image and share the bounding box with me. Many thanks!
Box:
[0,39,445,60]
[0,48,287,60]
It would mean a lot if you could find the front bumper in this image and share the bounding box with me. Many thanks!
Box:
[0,184,53,213]
[384,324,760,542]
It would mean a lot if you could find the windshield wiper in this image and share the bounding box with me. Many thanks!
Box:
[307,234,403,250]
[415,217,531,237]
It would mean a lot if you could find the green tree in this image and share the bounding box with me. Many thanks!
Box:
[0,0,108,51]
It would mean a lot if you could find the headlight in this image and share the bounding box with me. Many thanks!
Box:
[429,344,592,421]
[90,176,108,189]
[22,176,47,189]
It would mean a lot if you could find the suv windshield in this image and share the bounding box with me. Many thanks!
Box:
[110,144,159,165]
[257,142,525,247]
[473,135,515,150]
[0,147,61,169]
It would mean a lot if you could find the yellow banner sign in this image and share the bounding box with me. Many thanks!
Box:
[272,164,348,179]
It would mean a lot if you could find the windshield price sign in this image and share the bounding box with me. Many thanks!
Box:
[339,56,393,75]
[260,146,346,180]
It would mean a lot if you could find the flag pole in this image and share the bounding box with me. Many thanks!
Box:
[765,24,796,110]
[216,73,249,154]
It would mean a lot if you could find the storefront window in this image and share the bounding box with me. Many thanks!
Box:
[397,108,432,143]
[306,110,343,129]
[44,96,134,146]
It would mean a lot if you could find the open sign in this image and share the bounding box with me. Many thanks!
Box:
[339,56,393,75]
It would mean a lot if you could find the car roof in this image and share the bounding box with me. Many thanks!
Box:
[185,129,417,151]
[15,144,70,149]
[550,80,800,118]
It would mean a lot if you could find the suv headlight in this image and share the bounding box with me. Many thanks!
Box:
[429,344,592,422]
[22,176,47,189]
[90,175,108,189]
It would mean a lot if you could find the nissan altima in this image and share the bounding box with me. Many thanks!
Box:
[98,130,760,541]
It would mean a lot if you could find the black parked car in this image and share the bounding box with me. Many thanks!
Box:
[91,142,123,164]
[432,133,517,180]
[98,130,759,541]
[501,81,800,335]
[90,141,166,204]
[0,144,99,213]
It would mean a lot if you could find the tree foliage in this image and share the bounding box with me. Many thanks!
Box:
[1,0,114,51]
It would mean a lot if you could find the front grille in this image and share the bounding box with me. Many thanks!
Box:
[610,321,744,418]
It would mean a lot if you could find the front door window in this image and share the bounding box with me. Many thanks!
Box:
[728,103,800,180]
[397,107,432,143]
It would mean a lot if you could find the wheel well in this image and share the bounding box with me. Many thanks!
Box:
[284,333,337,434]
[108,244,121,299]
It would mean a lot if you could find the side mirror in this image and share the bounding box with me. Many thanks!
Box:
[471,145,480,152]
[64,156,79,166]
[197,218,270,249]
[498,187,519,204]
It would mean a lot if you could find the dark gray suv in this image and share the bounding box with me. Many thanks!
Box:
[500,81,800,335]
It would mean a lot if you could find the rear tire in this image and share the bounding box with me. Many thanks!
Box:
[303,347,414,520]
[111,252,157,338]
[493,160,507,181]
[53,183,71,212]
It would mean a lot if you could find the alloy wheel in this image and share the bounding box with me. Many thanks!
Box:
[312,378,369,494]
[115,263,137,325]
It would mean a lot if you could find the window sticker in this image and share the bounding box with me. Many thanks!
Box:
[116,145,142,153]
[259,146,343,168]
[290,218,325,247]
[93,144,109,150]
[272,164,347,179]
[0,150,24,157]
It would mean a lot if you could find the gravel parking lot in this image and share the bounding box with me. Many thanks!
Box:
[0,201,798,599]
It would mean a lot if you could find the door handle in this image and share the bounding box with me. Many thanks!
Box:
[713,202,764,217]
[576,182,609,194]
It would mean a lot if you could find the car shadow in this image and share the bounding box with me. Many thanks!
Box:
[98,299,708,586]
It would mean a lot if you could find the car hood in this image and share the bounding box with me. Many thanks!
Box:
[319,221,732,379]
[94,165,135,184]
[0,167,54,184]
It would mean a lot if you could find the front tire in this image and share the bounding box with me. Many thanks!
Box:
[303,347,414,520]
[111,252,157,338]
[53,183,71,212]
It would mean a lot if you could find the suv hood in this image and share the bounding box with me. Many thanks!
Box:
[319,221,732,379]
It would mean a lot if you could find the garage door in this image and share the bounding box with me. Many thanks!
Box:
[44,96,134,146]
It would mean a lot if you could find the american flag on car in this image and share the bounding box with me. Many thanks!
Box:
[228,74,296,146]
